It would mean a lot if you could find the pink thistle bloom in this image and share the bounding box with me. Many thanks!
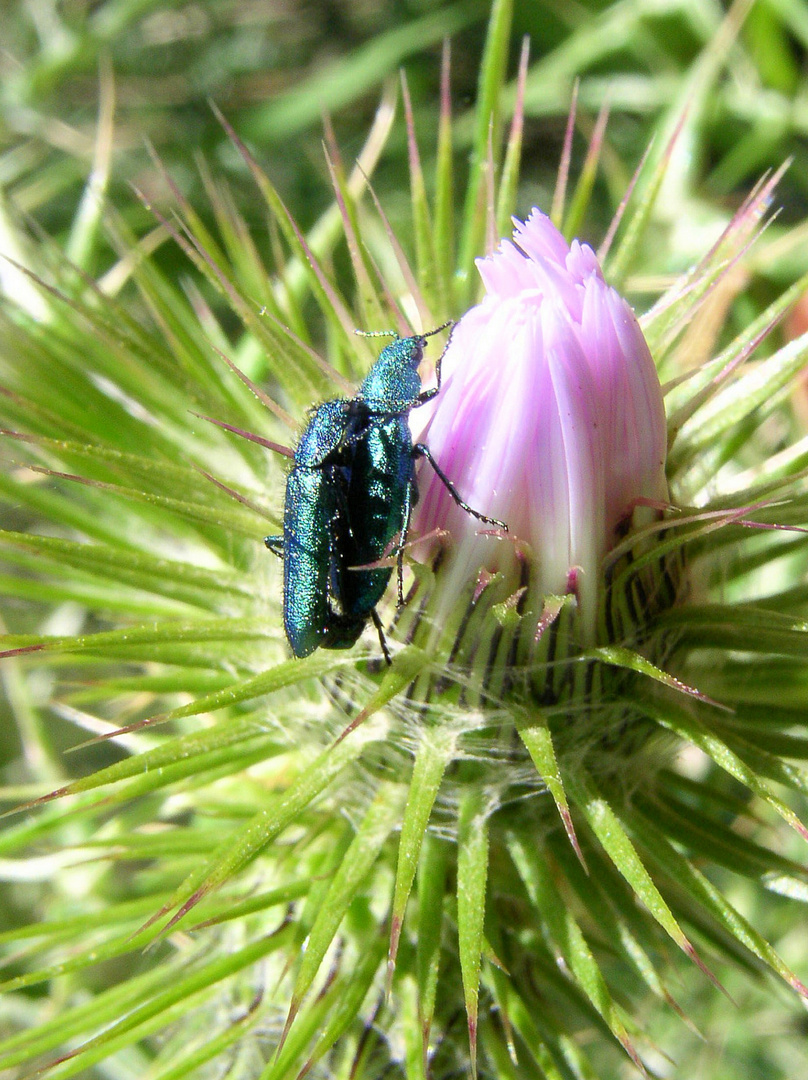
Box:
[413,210,668,638]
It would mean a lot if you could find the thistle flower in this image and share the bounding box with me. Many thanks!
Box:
[414,208,668,640]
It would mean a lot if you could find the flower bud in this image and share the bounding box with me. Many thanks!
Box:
[413,210,668,638]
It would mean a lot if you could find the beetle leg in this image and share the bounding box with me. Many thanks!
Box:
[417,385,439,405]
[416,321,456,405]
[264,535,284,558]
[393,479,416,607]
[412,444,508,530]
[340,426,371,454]
[370,608,392,666]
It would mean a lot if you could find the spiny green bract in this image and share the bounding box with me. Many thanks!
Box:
[2,4,808,1079]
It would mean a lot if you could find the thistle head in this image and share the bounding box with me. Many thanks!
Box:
[412,209,668,644]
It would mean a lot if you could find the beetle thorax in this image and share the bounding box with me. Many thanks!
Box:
[358,337,424,414]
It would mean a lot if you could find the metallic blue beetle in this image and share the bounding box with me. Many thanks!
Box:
[267,326,505,662]
[264,399,364,659]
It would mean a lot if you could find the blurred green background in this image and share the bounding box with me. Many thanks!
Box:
[2,2,808,1078]
[3,0,808,263]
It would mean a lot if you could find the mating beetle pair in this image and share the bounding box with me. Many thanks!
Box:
[266,325,506,662]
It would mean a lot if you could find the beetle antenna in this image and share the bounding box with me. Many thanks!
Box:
[355,328,398,339]
[423,319,454,338]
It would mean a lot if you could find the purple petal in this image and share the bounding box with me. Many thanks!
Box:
[412,210,667,635]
